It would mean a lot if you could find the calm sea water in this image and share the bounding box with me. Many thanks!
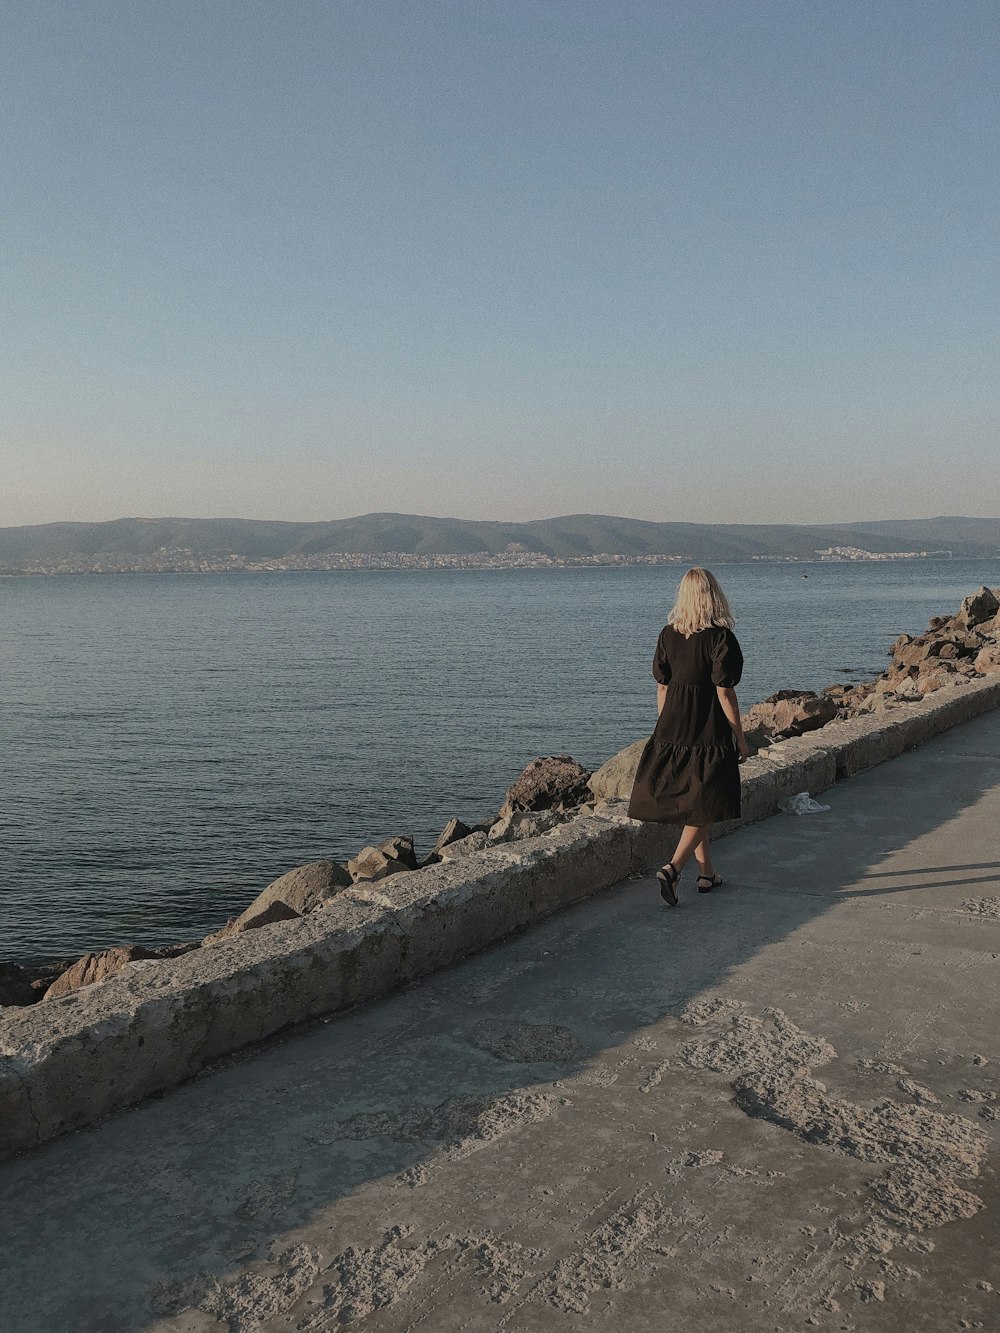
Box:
[3,559,999,963]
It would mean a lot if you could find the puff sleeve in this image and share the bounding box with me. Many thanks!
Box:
[652,628,672,685]
[711,628,743,688]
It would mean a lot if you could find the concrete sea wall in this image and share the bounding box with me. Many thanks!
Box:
[3,672,1000,1164]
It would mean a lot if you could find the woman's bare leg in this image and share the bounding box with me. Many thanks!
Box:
[667,824,708,873]
[693,827,715,877]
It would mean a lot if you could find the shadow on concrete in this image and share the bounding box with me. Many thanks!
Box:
[1,712,999,1331]
[860,862,1000,878]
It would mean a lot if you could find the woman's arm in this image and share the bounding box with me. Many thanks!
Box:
[657,683,668,716]
[717,685,751,761]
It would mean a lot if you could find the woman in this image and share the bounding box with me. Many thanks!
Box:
[627,567,750,905]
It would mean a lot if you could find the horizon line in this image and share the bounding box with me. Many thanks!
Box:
[3,510,999,533]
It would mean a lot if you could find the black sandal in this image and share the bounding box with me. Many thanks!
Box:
[696,872,723,894]
[656,861,679,906]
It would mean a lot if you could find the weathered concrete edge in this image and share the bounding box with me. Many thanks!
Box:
[2,673,999,1162]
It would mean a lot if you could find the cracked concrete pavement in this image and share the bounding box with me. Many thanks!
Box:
[2,710,1000,1332]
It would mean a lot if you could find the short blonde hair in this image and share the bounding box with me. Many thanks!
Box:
[667,567,735,636]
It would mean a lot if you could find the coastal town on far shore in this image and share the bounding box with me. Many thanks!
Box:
[1,544,956,575]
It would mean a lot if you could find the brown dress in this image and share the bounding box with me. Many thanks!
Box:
[627,624,744,824]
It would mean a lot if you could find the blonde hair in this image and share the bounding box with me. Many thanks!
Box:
[667,567,735,637]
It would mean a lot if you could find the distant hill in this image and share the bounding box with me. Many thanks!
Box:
[1,512,999,565]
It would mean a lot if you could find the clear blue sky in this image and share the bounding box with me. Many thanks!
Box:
[3,0,997,526]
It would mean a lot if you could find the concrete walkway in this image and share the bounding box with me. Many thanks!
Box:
[3,712,1000,1333]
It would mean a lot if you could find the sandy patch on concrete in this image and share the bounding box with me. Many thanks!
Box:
[536,1187,668,1315]
[962,895,1000,918]
[296,1225,442,1328]
[676,1004,990,1313]
[151,1243,320,1330]
[447,1230,545,1303]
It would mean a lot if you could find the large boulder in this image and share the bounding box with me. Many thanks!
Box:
[895,636,949,668]
[346,846,410,883]
[44,944,157,1000]
[438,829,490,859]
[914,658,961,694]
[742,690,837,739]
[587,739,647,801]
[379,835,418,870]
[488,809,565,844]
[0,962,37,1007]
[891,676,924,702]
[958,585,1000,629]
[421,817,473,866]
[202,899,300,948]
[233,858,352,925]
[829,682,875,717]
[498,755,592,820]
[974,643,1000,675]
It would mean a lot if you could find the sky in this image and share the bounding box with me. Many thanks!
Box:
[2,0,998,528]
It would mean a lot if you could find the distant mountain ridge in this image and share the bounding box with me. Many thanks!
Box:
[1,513,999,564]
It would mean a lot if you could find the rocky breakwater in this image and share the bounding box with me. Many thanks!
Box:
[5,590,1000,1162]
[2,585,998,1019]
[589,585,1000,798]
[0,755,597,1012]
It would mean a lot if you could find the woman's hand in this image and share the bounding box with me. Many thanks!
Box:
[718,685,751,762]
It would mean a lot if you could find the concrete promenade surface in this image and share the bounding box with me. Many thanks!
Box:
[2,714,1000,1333]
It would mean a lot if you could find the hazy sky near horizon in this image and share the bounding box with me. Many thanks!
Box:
[3,1,998,528]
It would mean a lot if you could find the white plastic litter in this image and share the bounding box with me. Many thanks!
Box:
[780,791,831,816]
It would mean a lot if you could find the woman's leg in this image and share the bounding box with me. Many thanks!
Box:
[667,823,708,873]
[693,827,715,877]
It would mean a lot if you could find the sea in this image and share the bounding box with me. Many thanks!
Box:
[3,557,999,964]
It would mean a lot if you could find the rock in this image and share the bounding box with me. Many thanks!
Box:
[498,755,592,820]
[420,817,473,866]
[927,615,950,630]
[146,941,200,960]
[44,944,158,1000]
[741,725,773,755]
[234,859,352,924]
[916,654,958,675]
[958,585,1000,629]
[202,900,300,947]
[821,684,852,700]
[914,658,960,694]
[742,690,837,739]
[346,846,410,883]
[0,962,37,1007]
[895,636,947,668]
[488,809,565,844]
[588,739,647,800]
[892,676,924,702]
[859,692,896,713]
[25,960,73,996]
[379,835,418,870]
[974,643,1000,675]
[438,830,490,859]
[916,669,953,694]
[436,817,472,846]
[832,682,877,718]
[952,630,989,656]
